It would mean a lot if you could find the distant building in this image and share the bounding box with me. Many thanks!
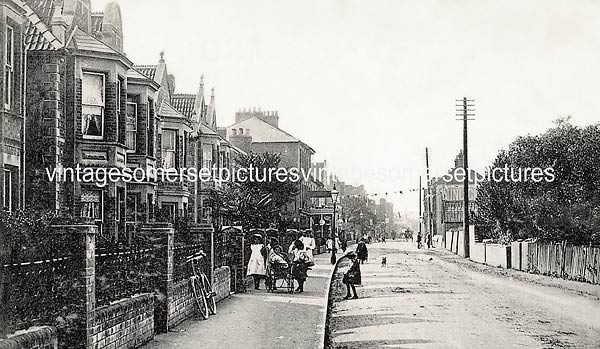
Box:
[225,108,315,228]
[424,150,478,238]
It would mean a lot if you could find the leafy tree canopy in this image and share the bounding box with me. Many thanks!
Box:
[212,152,299,229]
[475,119,600,245]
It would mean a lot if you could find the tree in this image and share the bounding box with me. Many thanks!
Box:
[214,152,299,229]
[342,196,377,236]
[475,120,600,245]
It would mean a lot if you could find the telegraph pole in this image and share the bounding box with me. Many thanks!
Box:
[425,147,433,244]
[456,97,474,258]
[418,175,422,238]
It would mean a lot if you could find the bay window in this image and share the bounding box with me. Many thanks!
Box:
[202,144,212,169]
[162,129,177,168]
[82,72,105,138]
[81,190,102,220]
[126,102,137,151]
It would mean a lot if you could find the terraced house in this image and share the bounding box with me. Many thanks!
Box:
[6,0,240,242]
[0,0,46,212]
[21,0,132,243]
[134,55,244,228]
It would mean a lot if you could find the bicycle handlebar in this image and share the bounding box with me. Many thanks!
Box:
[184,250,207,264]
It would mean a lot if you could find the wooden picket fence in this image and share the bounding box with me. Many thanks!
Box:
[526,242,600,284]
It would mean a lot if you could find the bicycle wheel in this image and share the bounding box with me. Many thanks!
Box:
[191,276,209,319]
[201,273,217,315]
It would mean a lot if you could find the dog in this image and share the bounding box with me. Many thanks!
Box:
[381,256,387,267]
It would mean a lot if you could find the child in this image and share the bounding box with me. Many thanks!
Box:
[343,252,361,299]
[291,239,309,293]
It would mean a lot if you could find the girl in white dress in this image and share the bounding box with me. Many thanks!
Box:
[247,235,266,289]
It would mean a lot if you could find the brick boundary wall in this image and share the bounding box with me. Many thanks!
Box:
[213,266,231,302]
[94,294,154,349]
[167,266,231,329]
[168,280,198,329]
[0,327,57,349]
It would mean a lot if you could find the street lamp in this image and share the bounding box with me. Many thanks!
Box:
[330,185,340,264]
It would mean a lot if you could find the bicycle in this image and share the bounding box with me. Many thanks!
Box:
[184,250,217,319]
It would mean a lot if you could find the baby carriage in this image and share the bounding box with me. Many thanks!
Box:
[265,247,295,293]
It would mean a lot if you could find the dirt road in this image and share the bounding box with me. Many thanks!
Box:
[328,241,600,348]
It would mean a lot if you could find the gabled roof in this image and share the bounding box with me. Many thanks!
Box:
[68,28,132,65]
[19,0,63,51]
[171,94,196,117]
[70,27,113,53]
[126,68,160,90]
[25,20,62,51]
[228,117,299,142]
[199,123,217,136]
[25,0,56,26]
[158,101,186,119]
[127,68,148,80]
[227,117,315,153]
[134,65,158,81]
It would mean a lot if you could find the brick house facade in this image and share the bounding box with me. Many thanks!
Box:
[225,110,316,229]
[2,0,245,240]
[0,0,26,213]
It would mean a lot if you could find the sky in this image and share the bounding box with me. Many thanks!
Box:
[93,0,600,213]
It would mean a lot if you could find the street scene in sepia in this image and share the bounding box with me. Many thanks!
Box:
[1,0,600,348]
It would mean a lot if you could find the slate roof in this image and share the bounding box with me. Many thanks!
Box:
[24,20,61,51]
[127,69,147,80]
[25,0,56,26]
[171,94,196,117]
[199,123,217,136]
[227,117,315,153]
[70,28,118,55]
[20,0,63,51]
[158,101,186,119]
[134,65,158,80]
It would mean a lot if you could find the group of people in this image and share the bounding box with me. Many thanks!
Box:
[416,231,433,249]
[325,235,347,253]
[246,231,317,293]
[246,231,368,299]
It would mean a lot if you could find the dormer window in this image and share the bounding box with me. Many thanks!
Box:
[82,72,105,139]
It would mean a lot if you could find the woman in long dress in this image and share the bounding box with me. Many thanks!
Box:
[291,239,309,293]
[247,235,267,290]
[300,231,315,266]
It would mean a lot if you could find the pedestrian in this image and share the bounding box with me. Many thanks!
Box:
[247,234,267,290]
[326,237,333,252]
[356,238,368,264]
[426,233,432,249]
[291,239,309,293]
[341,237,347,252]
[343,252,361,299]
[417,231,422,249]
[300,231,316,266]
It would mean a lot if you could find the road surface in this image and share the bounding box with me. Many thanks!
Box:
[329,241,600,348]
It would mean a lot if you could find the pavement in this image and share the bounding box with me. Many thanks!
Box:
[328,241,600,348]
[144,251,335,349]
